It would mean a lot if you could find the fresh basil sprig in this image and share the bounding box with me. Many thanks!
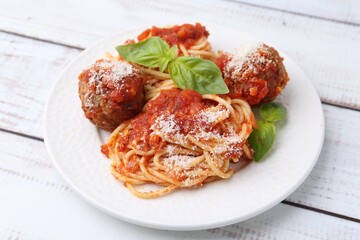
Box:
[116,37,178,72]
[168,57,229,94]
[248,102,287,162]
[115,37,229,95]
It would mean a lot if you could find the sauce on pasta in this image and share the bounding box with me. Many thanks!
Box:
[138,23,209,48]
[101,88,255,198]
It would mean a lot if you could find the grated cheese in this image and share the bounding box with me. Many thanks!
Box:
[196,107,229,123]
[225,42,273,79]
[163,155,195,170]
[183,168,203,186]
[151,114,180,135]
[88,59,134,94]
[149,100,245,183]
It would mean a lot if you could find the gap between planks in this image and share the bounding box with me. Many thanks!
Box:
[282,201,360,224]
[0,128,43,142]
[0,29,84,51]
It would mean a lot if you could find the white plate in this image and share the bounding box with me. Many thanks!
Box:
[44,25,325,231]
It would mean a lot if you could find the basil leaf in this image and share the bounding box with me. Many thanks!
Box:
[159,59,170,73]
[116,37,177,71]
[248,121,276,162]
[159,45,178,72]
[168,56,229,94]
[166,45,178,61]
[259,102,287,123]
[249,102,286,162]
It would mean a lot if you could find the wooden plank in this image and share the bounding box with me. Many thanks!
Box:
[0,0,359,109]
[0,131,359,239]
[0,0,135,48]
[0,32,80,137]
[230,0,360,25]
[287,105,360,218]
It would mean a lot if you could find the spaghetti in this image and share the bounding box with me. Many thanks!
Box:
[101,89,256,198]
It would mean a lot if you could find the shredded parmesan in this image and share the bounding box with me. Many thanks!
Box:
[151,114,180,135]
[183,168,203,186]
[193,129,243,155]
[225,42,273,78]
[150,114,188,146]
[196,107,229,123]
[88,59,134,94]
[150,99,245,182]
[163,154,203,187]
[163,155,195,169]
[165,144,177,155]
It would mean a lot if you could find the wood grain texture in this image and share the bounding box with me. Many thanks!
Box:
[0,0,359,109]
[287,105,360,219]
[0,131,359,240]
[0,32,80,137]
[229,0,360,25]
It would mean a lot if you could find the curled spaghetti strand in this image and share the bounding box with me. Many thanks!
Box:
[103,92,255,198]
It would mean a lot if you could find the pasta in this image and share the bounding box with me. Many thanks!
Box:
[102,89,256,198]
[84,23,288,198]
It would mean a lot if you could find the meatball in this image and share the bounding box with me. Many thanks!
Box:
[215,42,289,105]
[78,59,144,131]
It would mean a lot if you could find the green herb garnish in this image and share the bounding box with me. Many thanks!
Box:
[248,102,287,162]
[116,37,229,95]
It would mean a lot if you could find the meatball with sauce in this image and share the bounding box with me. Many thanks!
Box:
[215,42,289,105]
[78,59,144,131]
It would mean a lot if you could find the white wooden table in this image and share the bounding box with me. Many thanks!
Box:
[0,0,359,239]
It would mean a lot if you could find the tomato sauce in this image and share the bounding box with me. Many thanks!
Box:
[115,89,210,152]
[138,23,209,48]
[215,53,269,105]
[215,43,289,105]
